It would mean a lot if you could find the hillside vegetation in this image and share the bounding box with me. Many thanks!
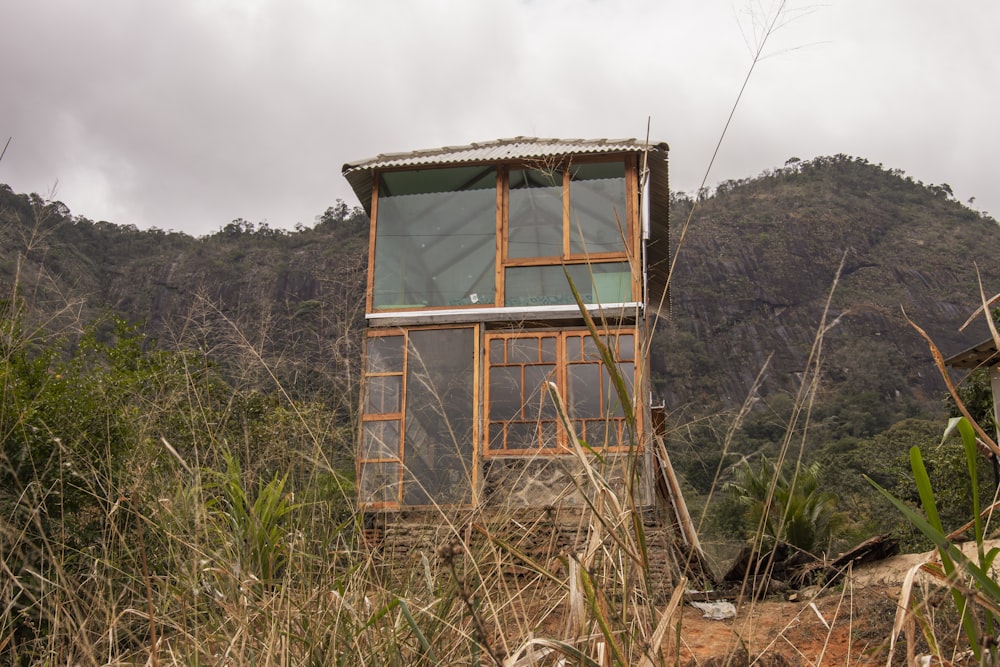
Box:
[653,157,1000,535]
[1,155,999,662]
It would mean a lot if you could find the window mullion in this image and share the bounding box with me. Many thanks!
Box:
[497,167,507,304]
[557,331,568,451]
[562,168,571,258]
[396,331,408,505]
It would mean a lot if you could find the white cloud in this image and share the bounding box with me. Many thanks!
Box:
[1,0,998,234]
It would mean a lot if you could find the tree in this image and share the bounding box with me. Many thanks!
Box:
[725,457,845,555]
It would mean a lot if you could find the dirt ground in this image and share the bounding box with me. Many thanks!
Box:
[670,546,964,666]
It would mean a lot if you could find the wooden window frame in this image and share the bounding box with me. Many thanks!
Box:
[365,168,501,314]
[483,327,638,457]
[500,156,639,268]
[366,155,641,313]
[358,328,405,510]
[358,324,480,510]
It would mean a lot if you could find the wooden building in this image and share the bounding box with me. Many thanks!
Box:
[341,137,675,519]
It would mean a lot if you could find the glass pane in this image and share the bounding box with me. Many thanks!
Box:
[508,168,563,259]
[359,461,400,506]
[568,363,602,418]
[582,419,623,447]
[617,334,635,361]
[361,420,400,459]
[509,337,539,363]
[504,262,631,307]
[566,336,584,362]
[591,267,631,304]
[402,328,475,505]
[487,423,507,452]
[373,167,497,309]
[540,421,559,448]
[583,336,600,361]
[489,338,505,362]
[489,366,523,421]
[523,364,556,420]
[507,422,540,450]
[366,335,404,373]
[540,336,557,362]
[569,162,627,256]
[364,376,401,414]
[603,362,634,417]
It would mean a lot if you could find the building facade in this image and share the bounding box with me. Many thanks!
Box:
[342,137,671,516]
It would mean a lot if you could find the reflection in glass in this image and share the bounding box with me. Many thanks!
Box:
[617,334,635,361]
[366,335,404,373]
[374,167,496,309]
[507,422,545,450]
[359,461,400,506]
[504,263,631,307]
[509,337,540,363]
[508,168,563,259]
[402,328,475,505]
[523,365,556,420]
[489,367,523,421]
[361,420,400,459]
[490,338,505,362]
[568,363,602,416]
[569,162,628,256]
[364,376,401,414]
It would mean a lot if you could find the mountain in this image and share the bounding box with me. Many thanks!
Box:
[652,155,1000,424]
[0,187,368,417]
[2,155,998,444]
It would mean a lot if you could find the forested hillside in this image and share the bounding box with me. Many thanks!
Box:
[0,187,368,409]
[658,154,1000,406]
[3,157,1000,661]
[3,156,999,478]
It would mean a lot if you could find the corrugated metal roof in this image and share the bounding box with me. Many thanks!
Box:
[342,137,669,216]
[343,137,667,174]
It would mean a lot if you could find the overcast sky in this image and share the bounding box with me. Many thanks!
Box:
[1,1,997,236]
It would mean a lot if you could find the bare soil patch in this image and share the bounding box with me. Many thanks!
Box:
[670,545,963,665]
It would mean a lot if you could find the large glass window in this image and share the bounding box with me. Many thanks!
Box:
[484,329,636,456]
[568,162,628,256]
[402,329,476,505]
[358,327,477,508]
[368,156,633,312]
[504,262,632,307]
[373,167,497,309]
[506,161,628,262]
[508,168,564,259]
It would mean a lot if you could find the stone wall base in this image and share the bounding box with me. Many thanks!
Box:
[361,505,702,602]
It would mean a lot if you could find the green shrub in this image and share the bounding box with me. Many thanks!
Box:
[725,457,845,555]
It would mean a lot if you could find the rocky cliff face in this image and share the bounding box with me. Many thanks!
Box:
[653,156,1000,416]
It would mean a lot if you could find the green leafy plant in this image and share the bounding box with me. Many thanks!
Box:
[726,457,845,555]
[208,445,302,583]
[867,417,1000,664]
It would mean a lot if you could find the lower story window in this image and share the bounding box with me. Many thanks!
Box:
[358,326,477,508]
[484,329,636,455]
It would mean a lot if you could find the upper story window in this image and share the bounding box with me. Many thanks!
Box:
[372,166,497,310]
[370,157,634,313]
[507,161,628,261]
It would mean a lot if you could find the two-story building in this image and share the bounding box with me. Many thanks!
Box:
[342,137,673,524]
